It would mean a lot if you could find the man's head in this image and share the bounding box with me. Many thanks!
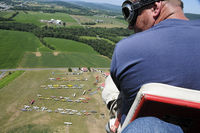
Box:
[122,0,187,33]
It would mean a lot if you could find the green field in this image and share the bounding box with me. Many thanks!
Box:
[0,70,109,133]
[80,36,115,45]
[0,30,111,68]
[0,11,15,18]
[13,11,80,27]
[71,15,127,28]
[44,37,98,53]
[38,46,53,52]
[0,30,42,69]
[19,52,111,68]
[0,71,24,89]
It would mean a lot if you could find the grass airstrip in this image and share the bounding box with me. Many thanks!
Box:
[0,69,109,133]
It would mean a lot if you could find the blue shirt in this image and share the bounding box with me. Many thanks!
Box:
[110,19,200,123]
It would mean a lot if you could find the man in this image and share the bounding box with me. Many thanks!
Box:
[110,0,200,126]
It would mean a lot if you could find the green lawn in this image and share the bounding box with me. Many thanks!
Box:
[13,11,79,27]
[19,52,111,68]
[43,37,98,54]
[0,30,42,69]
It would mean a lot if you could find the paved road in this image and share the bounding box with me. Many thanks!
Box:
[0,68,109,72]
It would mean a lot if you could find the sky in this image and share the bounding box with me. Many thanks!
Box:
[78,0,200,14]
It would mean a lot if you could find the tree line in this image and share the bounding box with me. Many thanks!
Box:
[0,22,133,58]
[0,12,19,21]
[12,6,97,16]
[11,0,99,16]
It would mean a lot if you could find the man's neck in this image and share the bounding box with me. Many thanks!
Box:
[154,2,188,25]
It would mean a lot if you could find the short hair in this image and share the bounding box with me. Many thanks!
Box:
[165,0,184,9]
[130,0,184,9]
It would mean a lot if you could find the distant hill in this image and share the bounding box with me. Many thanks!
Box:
[38,0,121,12]
[64,1,200,19]
[64,0,121,14]
[185,13,200,20]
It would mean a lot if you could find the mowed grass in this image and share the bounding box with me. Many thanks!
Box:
[0,70,109,133]
[0,30,42,69]
[43,37,98,53]
[19,52,111,68]
[13,11,80,27]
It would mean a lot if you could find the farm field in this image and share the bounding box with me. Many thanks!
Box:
[80,36,115,45]
[71,15,127,28]
[0,69,109,133]
[0,30,111,69]
[0,11,15,18]
[0,30,42,69]
[19,37,111,68]
[19,52,111,68]
[13,11,80,27]
[43,37,98,53]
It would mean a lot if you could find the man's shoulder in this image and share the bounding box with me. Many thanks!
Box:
[154,19,200,29]
[114,19,200,58]
[117,19,200,48]
[115,29,158,52]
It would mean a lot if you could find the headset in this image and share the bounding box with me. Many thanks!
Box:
[122,0,161,26]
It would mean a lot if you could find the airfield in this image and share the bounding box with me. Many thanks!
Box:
[0,68,110,133]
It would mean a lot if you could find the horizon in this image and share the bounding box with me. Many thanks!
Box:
[71,0,200,14]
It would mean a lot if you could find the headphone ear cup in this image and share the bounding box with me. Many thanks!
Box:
[129,10,138,27]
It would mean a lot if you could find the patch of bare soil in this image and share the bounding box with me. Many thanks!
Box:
[53,52,60,56]
[35,52,42,57]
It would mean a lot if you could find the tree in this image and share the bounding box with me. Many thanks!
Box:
[63,22,66,27]
[68,67,72,72]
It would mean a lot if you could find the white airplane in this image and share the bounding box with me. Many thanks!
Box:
[24,105,30,109]
[64,122,72,125]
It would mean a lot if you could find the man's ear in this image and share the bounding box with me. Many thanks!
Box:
[152,1,162,19]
